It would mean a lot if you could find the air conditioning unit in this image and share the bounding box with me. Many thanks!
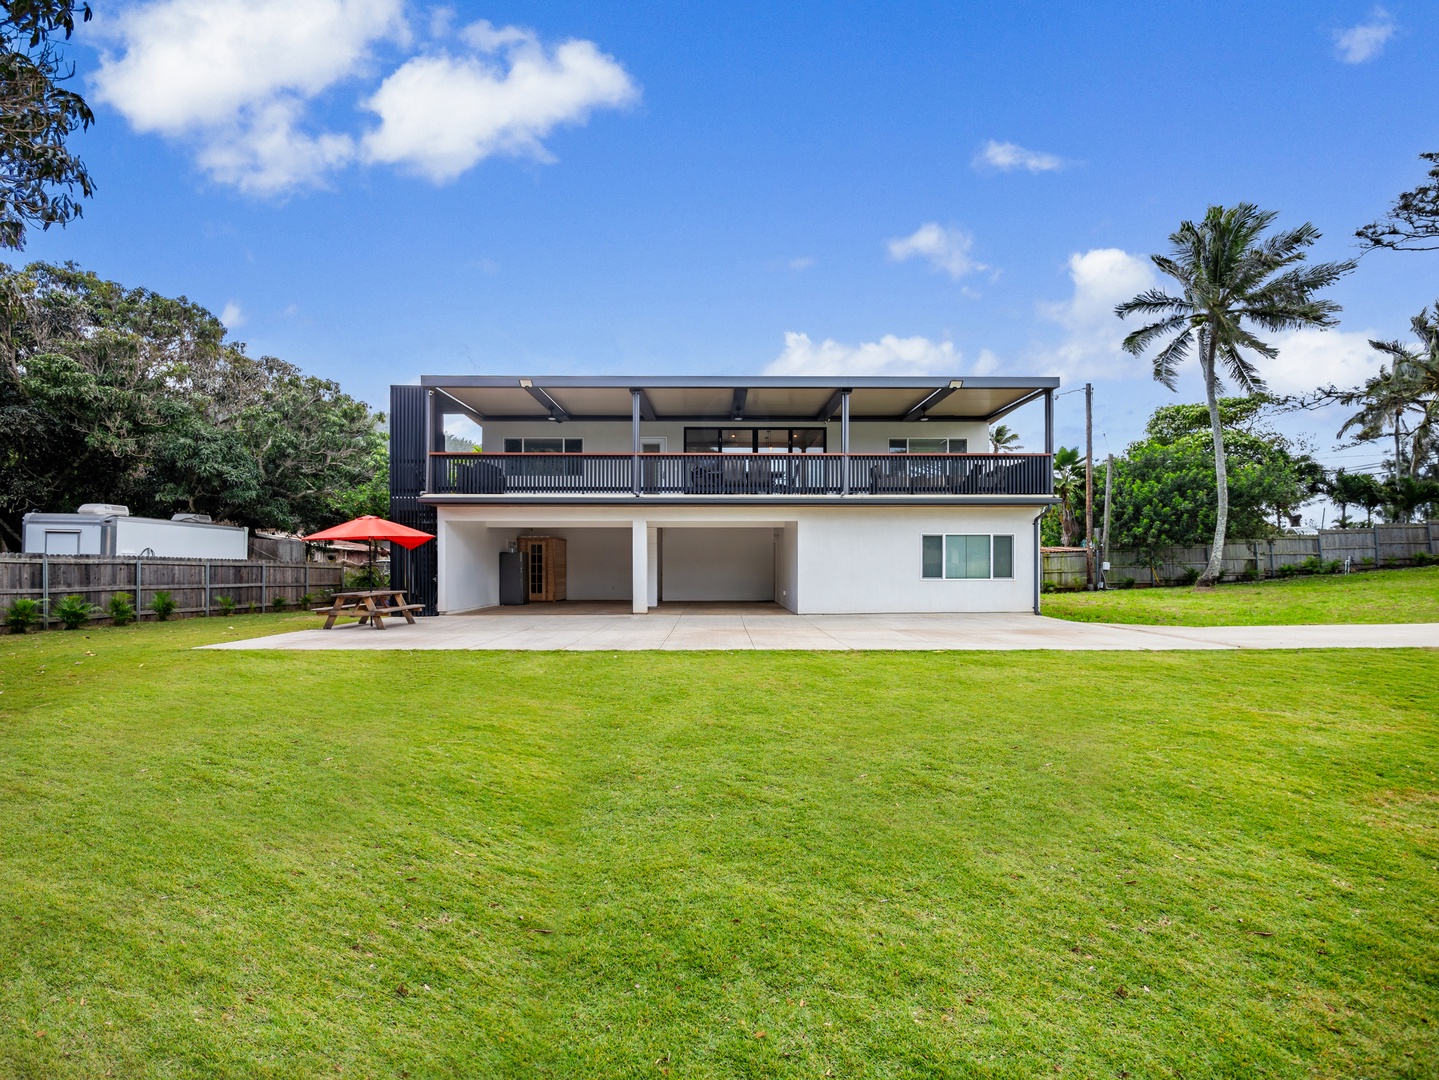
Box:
[171,513,213,523]
[77,503,130,516]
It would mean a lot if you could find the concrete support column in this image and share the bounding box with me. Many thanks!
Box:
[647,526,659,607]
[840,389,852,496]
[631,518,649,614]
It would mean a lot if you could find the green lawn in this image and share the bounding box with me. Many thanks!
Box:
[1,617,1436,1078]
[1044,565,1439,626]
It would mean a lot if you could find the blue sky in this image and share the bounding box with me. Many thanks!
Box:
[18,0,1439,501]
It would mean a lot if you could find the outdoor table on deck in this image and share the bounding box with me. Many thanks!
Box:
[313,589,421,630]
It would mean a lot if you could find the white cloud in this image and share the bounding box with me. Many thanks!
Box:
[1263,329,1382,394]
[972,140,1064,173]
[194,98,356,195]
[1334,9,1394,63]
[220,300,244,328]
[360,26,639,182]
[1035,248,1157,379]
[1033,251,1383,393]
[90,2,636,193]
[788,256,815,271]
[887,223,986,279]
[764,331,996,378]
[91,0,402,191]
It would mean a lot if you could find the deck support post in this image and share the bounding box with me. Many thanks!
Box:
[631,518,648,614]
[1043,388,1054,456]
[631,389,642,496]
[840,389,851,496]
[424,389,436,494]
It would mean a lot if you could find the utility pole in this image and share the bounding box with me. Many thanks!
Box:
[1100,453,1113,590]
[1084,382,1094,590]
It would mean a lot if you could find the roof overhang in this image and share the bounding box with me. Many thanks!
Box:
[418,375,1059,424]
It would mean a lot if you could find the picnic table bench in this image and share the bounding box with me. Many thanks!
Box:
[312,589,422,629]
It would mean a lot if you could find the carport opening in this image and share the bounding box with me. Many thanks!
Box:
[510,527,632,601]
[659,527,778,603]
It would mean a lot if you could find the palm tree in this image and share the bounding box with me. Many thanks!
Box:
[1115,204,1353,586]
[1332,301,1439,480]
[1050,446,1084,545]
[990,424,1021,452]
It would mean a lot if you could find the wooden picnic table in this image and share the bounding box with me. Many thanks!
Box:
[312,588,422,629]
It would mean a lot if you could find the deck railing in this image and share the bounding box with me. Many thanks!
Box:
[429,452,1053,497]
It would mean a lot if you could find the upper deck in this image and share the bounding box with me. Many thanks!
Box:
[396,375,1060,503]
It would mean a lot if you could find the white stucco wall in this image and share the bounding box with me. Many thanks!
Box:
[475,419,991,455]
[435,503,1042,614]
[792,505,1039,613]
[661,527,775,601]
[438,522,634,610]
[775,523,798,612]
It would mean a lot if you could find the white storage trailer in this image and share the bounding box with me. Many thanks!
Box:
[22,505,248,559]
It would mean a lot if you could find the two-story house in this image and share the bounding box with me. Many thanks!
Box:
[389,375,1059,616]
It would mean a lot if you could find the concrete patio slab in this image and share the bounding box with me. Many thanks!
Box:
[201,602,1439,652]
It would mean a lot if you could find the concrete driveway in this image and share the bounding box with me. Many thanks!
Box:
[203,601,1439,652]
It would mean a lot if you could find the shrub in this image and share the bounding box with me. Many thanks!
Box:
[1120,577,1136,589]
[150,590,178,620]
[106,594,136,627]
[54,594,94,630]
[4,598,42,634]
[246,601,257,615]
[1276,563,1301,578]
[1414,551,1438,567]
[271,595,290,612]
[215,596,236,616]
[344,565,388,590]
[1325,559,1344,575]
[1179,567,1201,586]
[1239,567,1259,582]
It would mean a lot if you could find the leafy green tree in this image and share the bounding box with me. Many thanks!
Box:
[1099,399,1323,579]
[1327,302,1439,483]
[330,433,390,521]
[1116,203,1353,586]
[0,1,94,249]
[1357,152,1439,252]
[0,262,384,546]
[1326,469,1382,527]
[1382,475,1439,525]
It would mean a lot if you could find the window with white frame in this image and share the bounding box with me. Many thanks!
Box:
[890,437,967,453]
[921,534,1014,579]
[502,438,583,453]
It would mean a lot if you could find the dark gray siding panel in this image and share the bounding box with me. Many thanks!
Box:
[389,385,437,615]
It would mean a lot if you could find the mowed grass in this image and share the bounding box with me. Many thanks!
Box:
[1044,565,1439,626]
[0,617,1437,1078]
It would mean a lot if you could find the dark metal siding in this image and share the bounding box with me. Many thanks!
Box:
[389,385,437,615]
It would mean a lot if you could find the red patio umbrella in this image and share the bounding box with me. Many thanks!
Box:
[302,516,434,585]
[301,515,434,549]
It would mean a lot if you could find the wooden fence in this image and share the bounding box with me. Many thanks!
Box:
[1044,522,1439,589]
[0,555,344,627]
